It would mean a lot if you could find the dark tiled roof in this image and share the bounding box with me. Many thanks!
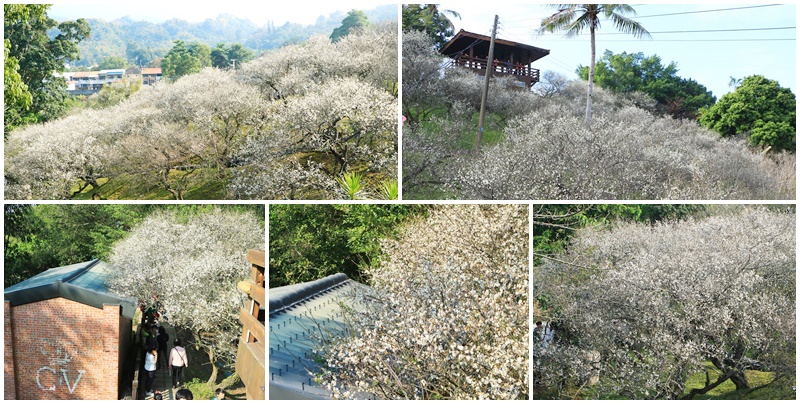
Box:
[440,29,550,63]
[4,260,136,318]
[268,274,368,399]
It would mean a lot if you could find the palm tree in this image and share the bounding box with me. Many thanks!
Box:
[403,4,462,49]
[539,5,650,129]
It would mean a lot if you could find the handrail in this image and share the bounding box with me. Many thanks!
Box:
[452,55,540,79]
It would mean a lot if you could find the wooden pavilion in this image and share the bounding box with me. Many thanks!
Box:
[440,29,550,88]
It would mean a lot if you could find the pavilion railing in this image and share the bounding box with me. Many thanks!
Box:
[446,55,541,85]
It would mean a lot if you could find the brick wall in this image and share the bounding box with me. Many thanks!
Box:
[4,301,16,400]
[8,297,123,399]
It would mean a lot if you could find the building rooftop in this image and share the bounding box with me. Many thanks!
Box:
[71,71,98,78]
[440,29,550,63]
[269,273,368,399]
[4,259,137,318]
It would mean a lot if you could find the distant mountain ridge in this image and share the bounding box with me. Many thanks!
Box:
[62,5,397,67]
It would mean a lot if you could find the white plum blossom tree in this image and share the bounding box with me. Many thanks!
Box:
[533,207,796,399]
[107,208,265,384]
[316,204,529,399]
[4,24,397,200]
[452,100,793,200]
[4,108,116,199]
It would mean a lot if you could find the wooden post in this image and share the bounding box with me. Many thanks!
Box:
[477,15,499,152]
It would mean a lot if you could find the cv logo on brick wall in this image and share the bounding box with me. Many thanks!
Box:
[36,339,85,394]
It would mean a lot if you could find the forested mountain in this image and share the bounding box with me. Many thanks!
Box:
[57,5,396,67]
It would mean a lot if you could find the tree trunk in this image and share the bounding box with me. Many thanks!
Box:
[585,23,595,129]
[206,345,218,386]
[729,369,750,390]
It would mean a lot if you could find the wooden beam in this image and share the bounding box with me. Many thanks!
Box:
[239,307,265,343]
[250,282,265,307]
[235,339,265,400]
[247,249,265,268]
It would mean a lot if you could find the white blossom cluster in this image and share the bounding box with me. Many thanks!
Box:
[231,23,398,199]
[453,100,793,200]
[5,23,397,200]
[533,207,795,399]
[107,208,265,368]
[315,205,529,399]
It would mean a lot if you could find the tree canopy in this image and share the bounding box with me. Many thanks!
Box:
[316,204,529,399]
[5,24,398,200]
[162,40,212,79]
[699,75,796,152]
[3,4,90,135]
[577,50,716,120]
[107,208,265,386]
[210,42,254,69]
[97,55,129,70]
[269,204,426,287]
[401,4,461,49]
[330,9,370,42]
[401,31,794,201]
[533,206,795,399]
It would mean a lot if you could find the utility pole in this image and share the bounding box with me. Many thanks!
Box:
[477,15,499,152]
[230,59,237,70]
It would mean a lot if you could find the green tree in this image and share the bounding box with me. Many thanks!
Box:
[4,39,32,137]
[269,204,426,287]
[577,50,716,119]
[330,9,370,42]
[3,204,153,288]
[699,75,796,152]
[539,4,650,128]
[4,4,90,133]
[98,55,128,69]
[126,41,157,67]
[162,40,203,79]
[210,43,229,68]
[211,43,254,69]
[188,41,212,67]
[402,4,461,50]
[226,43,254,68]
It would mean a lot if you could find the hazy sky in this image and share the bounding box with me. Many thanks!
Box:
[436,3,796,100]
[49,2,392,27]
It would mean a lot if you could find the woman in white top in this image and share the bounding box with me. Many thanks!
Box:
[144,347,158,396]
[169,338,189,388]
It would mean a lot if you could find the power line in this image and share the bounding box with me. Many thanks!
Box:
[544,38,795,42]
[597,26,796,36]
[634,4,783,18]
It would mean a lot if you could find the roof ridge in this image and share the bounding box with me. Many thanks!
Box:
[269,273,351,316]
[60,258,101,284]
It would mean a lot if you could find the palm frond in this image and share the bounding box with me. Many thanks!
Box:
[607,12,651,39]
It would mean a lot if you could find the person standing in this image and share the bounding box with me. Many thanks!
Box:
[157,326,169,369]
[169,338,189,388]
[144,347,158,397]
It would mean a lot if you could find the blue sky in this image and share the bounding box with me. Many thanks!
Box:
[49,2,389,27]
[436,3,796,100]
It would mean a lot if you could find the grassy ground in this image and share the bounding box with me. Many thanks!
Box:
[683,361,795,399]
[71,169,228,200]
[534,362,795,400]
[69,154,391,200]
